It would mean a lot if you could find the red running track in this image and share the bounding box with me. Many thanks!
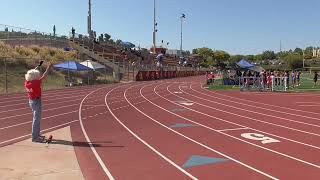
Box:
[0,76,319,180]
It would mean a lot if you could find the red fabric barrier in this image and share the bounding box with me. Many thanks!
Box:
[135,70,206,81]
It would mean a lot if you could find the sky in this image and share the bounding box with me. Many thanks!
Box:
[1,0,320,55]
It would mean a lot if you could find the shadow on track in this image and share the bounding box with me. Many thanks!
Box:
[49,139,125,148]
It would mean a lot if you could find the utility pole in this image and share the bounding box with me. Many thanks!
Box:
[88,0,92,37]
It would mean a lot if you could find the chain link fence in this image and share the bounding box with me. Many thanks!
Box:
[0,57,117,95]
[0,24,69,49]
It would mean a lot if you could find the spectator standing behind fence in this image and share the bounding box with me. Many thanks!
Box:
[286,71,290,88]
[314,71,318,88]
[291,71,296,88]
[24,63,52,142]
[206,71,214,85]
[297,71,301,86]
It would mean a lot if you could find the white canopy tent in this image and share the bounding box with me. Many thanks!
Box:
[80,60,107,85]
[80,60,105,70]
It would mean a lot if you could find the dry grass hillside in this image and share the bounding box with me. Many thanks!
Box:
[0,41,116,94]
[0,41,78,65]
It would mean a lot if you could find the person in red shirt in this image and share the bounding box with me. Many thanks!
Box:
[24,63,52,142]
[206,71,213,85]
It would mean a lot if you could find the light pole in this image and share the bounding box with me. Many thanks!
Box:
[153,0,157,54]
[88,0,92,37]
[180,13,186,58]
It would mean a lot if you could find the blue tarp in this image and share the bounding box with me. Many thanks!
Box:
[237,59,254,69]
[53,61,92,71]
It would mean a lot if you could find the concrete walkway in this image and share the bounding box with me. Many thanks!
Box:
[0,126,84,180]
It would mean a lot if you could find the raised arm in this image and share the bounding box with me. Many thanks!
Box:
[40,63,52,81]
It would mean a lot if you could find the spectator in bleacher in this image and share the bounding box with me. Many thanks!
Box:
[24,63,52,143]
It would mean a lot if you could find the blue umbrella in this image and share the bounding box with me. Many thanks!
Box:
[53,61,92,71]
[54,61,92,86]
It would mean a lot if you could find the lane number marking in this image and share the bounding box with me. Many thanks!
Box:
[241,133,280,144]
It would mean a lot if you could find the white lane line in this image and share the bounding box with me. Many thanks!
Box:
[0,84,107,102]
[0,106,95,131]
[0,104,78,121]
[138,83,278,180]
[0,96,100,115]
[202,86,320,116]
[79,87,115,180]
[0,120,79,146]
[82,105,108,107]
[178,86,320,151]
[163,84,320,168]
[296,102,320,104]
[186,86,320,128]
[0,94,86,109]
[106,85,198,180]
[217,127,249,132]
[0,98,83,114]
[191,85,320,123]
[0,91,89,105]
[181,87,320,137]
[0,110,78,130]
[299,105,320,107]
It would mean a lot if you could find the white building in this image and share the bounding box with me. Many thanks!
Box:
[313,48,320,58]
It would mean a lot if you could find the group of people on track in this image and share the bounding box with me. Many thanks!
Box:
[259,70,301,89]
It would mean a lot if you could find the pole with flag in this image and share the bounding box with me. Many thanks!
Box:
[180,13,186,58]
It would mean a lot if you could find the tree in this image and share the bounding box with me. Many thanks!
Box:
[115,39,122,46]
[229,55,244,63]
[213,50,230,62]
[284,53,303,69]
[245,55,255,61]
[109,39,115,44]
[104,33,111,41]
[53,25,56,37]
[98,34,104,42]
[254,54,263,61]
[197,47,213,60]
[71,27,75,38]
[192,49,198,54]
[261,50,276,60]
[294,48,303,55]
[304,46,313,59]
[4,27,8,32]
